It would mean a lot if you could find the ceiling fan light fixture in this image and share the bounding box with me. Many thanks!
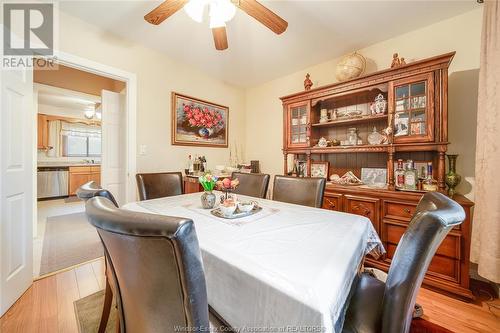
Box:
[184,0,208,23]
[84,109,95,119]
[210,0,236,22]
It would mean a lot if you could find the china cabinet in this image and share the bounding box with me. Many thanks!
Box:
[280,52,474,300]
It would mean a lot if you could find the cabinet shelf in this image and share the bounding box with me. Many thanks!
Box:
[310,144,389,154]
[311,114,388,128]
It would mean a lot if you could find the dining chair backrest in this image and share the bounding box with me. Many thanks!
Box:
[272,175,326,208]
[85,196,209,333]
[136,172,183,201]
[381,192,465,333]
[231,172,270,199]
[76,181,119,207]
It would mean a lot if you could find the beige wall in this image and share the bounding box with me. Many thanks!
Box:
[244,8,482,200]
[57,11,246,174]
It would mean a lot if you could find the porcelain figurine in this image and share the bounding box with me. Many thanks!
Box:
[319,109,329,123]
[391,53,401,68]
[304,73,313,91]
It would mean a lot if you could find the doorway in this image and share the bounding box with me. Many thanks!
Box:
[0,52,136,315]
[33,63,128,278]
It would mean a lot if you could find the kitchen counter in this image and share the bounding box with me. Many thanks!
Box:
[38,162,101,168]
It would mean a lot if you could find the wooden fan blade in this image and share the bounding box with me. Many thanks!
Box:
[144,0,188,25]
[212,27,228,50]
[233,0,288,34]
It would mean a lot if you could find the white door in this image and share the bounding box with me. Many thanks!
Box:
[0,66,34,315]
[101,90,126,205]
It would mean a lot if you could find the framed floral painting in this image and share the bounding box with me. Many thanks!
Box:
[171,92,228,147]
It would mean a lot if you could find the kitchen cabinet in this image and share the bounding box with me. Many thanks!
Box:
[37,114,49,150]
[69,166,101,195]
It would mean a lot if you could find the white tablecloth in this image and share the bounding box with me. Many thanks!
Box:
[123,192,384,333]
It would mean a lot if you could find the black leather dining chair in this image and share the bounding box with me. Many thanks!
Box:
[85,196,224,333]
[76,181,119,207]
[136,172,183,201]
[231,172,270,199]
[272,175,326,208]
[76,181,119,333]
[342,192,466,333]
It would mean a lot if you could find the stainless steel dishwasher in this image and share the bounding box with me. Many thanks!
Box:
[37,167,69,199]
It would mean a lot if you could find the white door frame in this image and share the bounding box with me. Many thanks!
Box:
[45,51,137,203]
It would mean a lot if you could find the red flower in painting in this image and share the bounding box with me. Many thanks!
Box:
[183,103,223,129]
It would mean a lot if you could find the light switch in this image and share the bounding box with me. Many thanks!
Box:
[139,145,147,155]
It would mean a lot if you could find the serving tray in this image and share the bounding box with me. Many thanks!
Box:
[211,205,263,219]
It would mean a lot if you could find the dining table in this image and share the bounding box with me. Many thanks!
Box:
[123,191,384,333]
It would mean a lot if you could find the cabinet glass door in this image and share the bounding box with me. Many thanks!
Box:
[288,103,309,147]
[393,74,434,143]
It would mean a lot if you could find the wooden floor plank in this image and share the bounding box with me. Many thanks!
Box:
[0,286,35,332]
[56,269,80,333]
[1,258,499,333]
[32,274,58,333]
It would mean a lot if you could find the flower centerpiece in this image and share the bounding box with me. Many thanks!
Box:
[183,103,224,138]
[216,177,240,202]
[198,173,218,209]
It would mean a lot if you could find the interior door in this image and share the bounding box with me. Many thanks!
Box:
[0,66,34,315]
[101,90,126,205]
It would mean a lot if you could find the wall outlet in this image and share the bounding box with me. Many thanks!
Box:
[139,145,147,155]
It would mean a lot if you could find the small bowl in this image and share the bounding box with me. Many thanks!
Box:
[220,204,237,217]
[237,201,255,213]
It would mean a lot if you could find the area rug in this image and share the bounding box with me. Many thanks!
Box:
[39,212,103,276]
[74,290,116,333]
[74,291,452,333]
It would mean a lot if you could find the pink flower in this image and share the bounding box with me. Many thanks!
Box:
[189,119,197,126]
[217,114,222,120]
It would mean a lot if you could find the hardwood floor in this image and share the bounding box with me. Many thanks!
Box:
[1,258,498,333]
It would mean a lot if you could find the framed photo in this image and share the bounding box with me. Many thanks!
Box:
[311,161,330,178]
[361,168,387,187]
[394,112,409,136]
[171,92,228,147]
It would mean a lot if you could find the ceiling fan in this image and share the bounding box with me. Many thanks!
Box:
[144,0,288,51]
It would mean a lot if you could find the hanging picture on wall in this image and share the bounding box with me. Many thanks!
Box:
[171,92,228,147]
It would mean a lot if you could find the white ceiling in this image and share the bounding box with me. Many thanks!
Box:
[37,84,100,115]
[59,1,480,87]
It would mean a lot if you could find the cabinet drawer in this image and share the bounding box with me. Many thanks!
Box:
[69,166,91,173]
[322,193,342,211]
[385,242,459,282]
[383,222,461,259]
[344,195,380,233]
[90,166,101,172]
[383,201,417,222]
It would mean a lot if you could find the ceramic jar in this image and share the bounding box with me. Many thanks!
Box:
[318,137,328,148]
